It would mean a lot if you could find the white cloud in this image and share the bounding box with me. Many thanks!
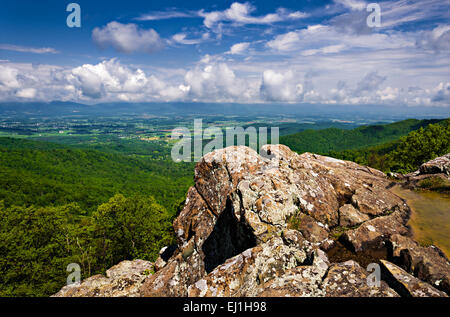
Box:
[200,2,308,31]
[356,72,387,94]
[183,58,254,101]
[171,33,208,45]
[227,42,250,55]
[0,65,20,90]
[0,44,59,54]
[92,22,164,54]
[266,31,301,51]
[267,24,413,53]
[334,0,367,11]
[0,53,448,107]
[260,70,304,102]
[16,88,37,99]
[432,82,450,103]
[135,10,197,21]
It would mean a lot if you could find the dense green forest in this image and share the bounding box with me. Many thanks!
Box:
[328,119,450,174]
[0,137,193,296]
[279,119,443,154]
[0,137,194,212]
[0,195,174,296]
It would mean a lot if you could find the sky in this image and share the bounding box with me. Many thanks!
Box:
[0,0,449,106]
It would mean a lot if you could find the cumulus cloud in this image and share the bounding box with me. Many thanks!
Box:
[68,59,183,100]
[92,22,164,54]
[260,70,304,102]
[356,72,387,94]
[16,88,37,99]
[0,56,448,107]
[432,82,450,103]
[183,57,255,101]
[0,65,20,90]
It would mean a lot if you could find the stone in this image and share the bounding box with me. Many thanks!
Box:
[289,212,329,244]
[53,260,153,297]
[258,249,330,297]
[380,260,447,297]
[339,204,370,227]
[187,236,309,297]
[341,211,410,252]
[322,260,399,297]
[387,234,450,295]
[419,154,450,175]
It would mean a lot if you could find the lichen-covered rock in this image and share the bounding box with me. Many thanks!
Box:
[53,260,153,297]
[322,260,399,297]
[187,236,309,297]
[403,154,450,190]
[139,145,416,297]
[339,204,370,227]
[380,260,447,297]
[387,234,450,295]
[55,145,448,297]
[419,154,450,175]
[258,249,330,297]
[341,210,410,252]
[290,213,329,244]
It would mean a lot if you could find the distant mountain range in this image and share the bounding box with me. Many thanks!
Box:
[1,101,449,120]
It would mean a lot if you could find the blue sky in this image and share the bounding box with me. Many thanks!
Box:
[0,0,449,106]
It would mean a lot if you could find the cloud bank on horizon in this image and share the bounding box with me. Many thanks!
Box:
[0,0,449,106]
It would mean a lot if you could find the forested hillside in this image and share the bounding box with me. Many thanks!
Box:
[0,138,193,296]
[0,137,194,212]
[328,119,450,174]
[280,119,443,154]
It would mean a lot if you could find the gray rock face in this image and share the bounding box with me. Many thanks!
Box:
[404,154,450,190]
[419,154,450,175]
[380,260,447,297]
[323,260,399,297]
[339,204,370,227]
[53,260,153,297]
[54,146,450,297]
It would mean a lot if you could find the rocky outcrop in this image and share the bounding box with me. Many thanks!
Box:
[53,260,153,297]
[403,154,450,191]
[419,154,450,175]
[55,145,450,297]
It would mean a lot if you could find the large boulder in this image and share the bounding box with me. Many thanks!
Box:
[419,154,450,175]
[387,234,450,294]
[380,260,447,297]
[139,145,413,297]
